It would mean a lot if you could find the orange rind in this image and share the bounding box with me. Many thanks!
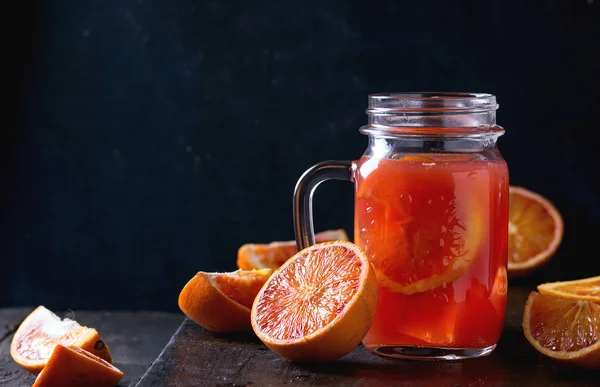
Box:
[10,306,113,375]
[537,275,600,303]
[178,268,272,332]
[32,344,123,387]
[507,186,563,276]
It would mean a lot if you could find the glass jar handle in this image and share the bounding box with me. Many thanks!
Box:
[293,160,353,250]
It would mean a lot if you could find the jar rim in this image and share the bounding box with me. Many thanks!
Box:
[367,92,498,115]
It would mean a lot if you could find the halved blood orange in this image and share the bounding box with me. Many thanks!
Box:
[178,268,272,332]
[508,186,563,276]
[537,276,600,303]
[523,291,600,369]
[10,306,113,375]
[251,241,378,361]
[355,156,484,295]
[32,345,123,387]
[237,229,349,270]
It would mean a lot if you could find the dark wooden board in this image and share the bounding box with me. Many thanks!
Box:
[0,307,183,387]
[136,286,599,387]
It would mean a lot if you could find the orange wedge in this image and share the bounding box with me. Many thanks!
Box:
[508,186,563,276]
[32,345,123,387]
[178,268,272,332]
[10,306,113,375]
[523,291,600,369]
[251,241,378,361]
[237,229,349,270]
[538,276,600,303]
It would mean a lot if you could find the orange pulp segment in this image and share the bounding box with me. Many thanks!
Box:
[10,306,113,375]
[251,241,378,361]
[178,268,272,332]
[537,276,600,303]
[522,291,600,369]
[508,186,563,276]
[32,344,123,387]
[237,229,349,270]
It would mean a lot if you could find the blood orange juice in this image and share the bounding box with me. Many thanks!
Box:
[355,154,509,356]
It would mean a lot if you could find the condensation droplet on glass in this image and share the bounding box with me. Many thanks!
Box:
[360,227,369,242]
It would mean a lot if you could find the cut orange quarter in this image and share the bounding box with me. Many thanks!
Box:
[32,345,123,387]
[237,229,349,270]
[10,306,113,375]
[537,276,600,303]
[178,268,272,333]
[251,241,378,361]
[508,186,563,277]
[522,291,600,369]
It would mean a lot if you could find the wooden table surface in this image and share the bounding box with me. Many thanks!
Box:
[137,286,599,387]
[0,307,183,387]
[1,286,598,386]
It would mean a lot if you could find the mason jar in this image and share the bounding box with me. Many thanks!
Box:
[293,92,509,360]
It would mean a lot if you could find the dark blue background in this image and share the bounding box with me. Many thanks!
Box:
[3,0,599,312]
